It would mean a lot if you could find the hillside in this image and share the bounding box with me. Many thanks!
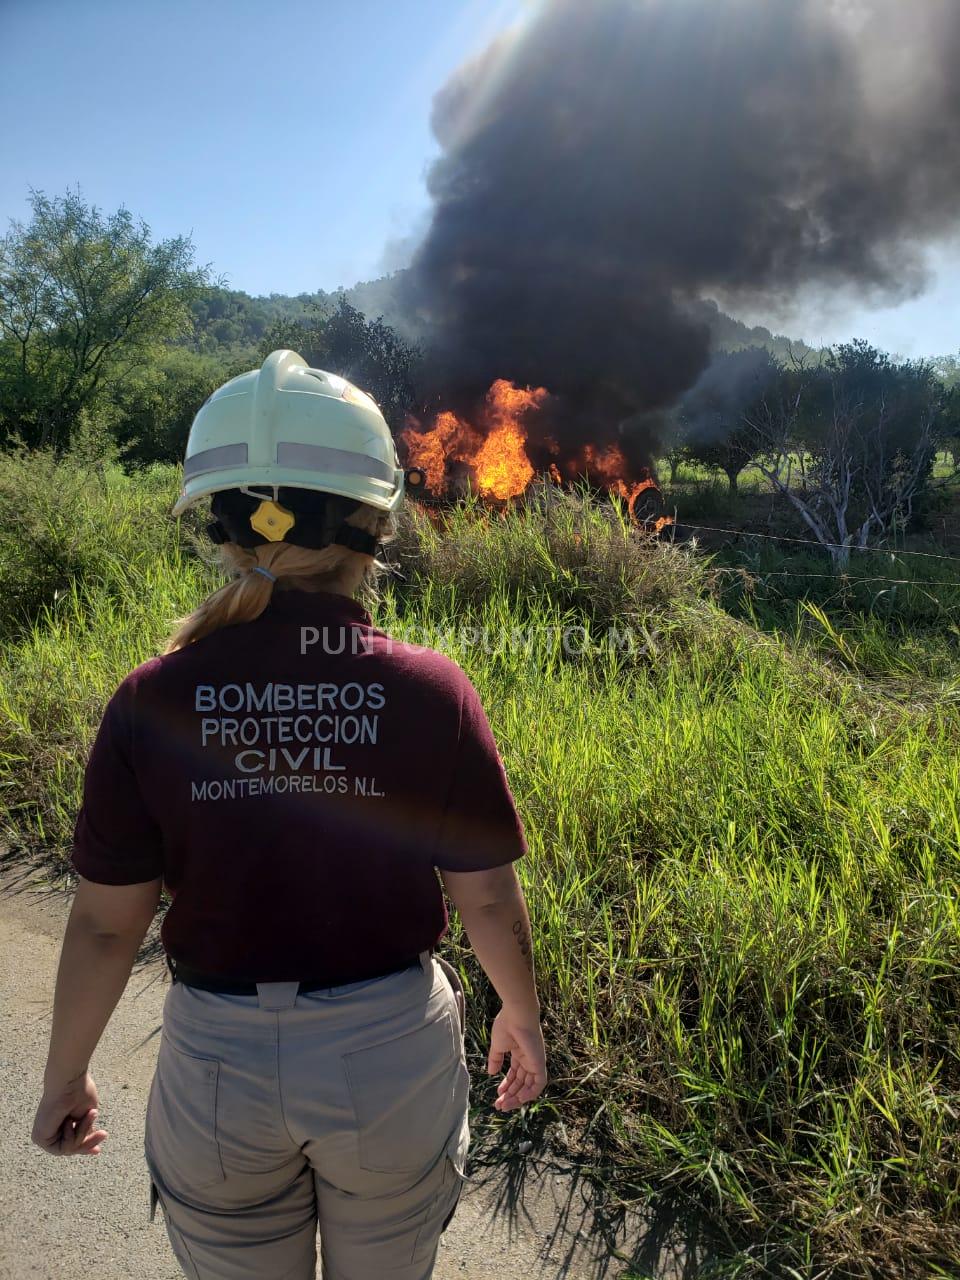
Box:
[182,273,820,366]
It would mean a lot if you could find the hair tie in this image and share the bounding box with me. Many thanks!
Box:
[250,566,277,583]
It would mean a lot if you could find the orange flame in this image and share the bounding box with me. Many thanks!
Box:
[402,379,669,529]
[402,409,482,494]
[580,442,630,485]
[473,379,547,498]
[402,379,546,501]
[609,476,661,521]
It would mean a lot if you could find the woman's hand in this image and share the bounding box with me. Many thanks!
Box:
[33,878,159,1159]
[32,1071,108,1157]
[487,1004,547,1111]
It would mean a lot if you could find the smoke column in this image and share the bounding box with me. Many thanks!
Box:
[402,0,960,455]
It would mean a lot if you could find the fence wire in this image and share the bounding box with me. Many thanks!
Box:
[669,520,960,567]
[711,567,960,589]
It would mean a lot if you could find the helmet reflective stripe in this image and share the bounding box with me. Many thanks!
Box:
[173,350,405,516]
[184,443,248,479]
[275,442,395,483]
[184,442,396,484]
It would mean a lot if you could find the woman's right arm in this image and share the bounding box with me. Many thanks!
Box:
[440,862,547,1111]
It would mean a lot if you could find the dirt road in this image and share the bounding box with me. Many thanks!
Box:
[0,865,703,1279]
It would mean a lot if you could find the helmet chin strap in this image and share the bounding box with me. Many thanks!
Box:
[239,484,280,502]
[205,517,378,556]
[329,525,379,555]
[208,486,380,555]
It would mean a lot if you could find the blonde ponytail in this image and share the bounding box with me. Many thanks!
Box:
[165,504,391,653]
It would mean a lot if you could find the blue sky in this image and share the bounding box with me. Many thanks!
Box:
[1,0,957,359]
[0,0,523,290]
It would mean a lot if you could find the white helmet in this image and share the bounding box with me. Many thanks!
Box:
[173,350,405,516]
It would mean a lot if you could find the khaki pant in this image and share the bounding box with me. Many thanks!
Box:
[145,951,470,1279]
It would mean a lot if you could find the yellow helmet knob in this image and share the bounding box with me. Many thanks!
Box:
[250,499,296,542]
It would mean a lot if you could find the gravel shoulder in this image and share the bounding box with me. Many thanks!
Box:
[0,864,703,1279]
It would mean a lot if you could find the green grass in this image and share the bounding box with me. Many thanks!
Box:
[2,457,960,1276]
[711,542,960,650]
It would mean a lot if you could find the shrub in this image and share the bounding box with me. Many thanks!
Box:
[390,482,713,628]
[0,444,194,640]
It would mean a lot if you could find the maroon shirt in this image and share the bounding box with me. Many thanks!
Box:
[71,589,527,982]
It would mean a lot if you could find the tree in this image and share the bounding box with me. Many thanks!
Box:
[0,189,209,449]
[931,355,960,467]
[683,419,758,494]
[931,353,960,391]
[662,409,689,486]
[113,347,229,466]
[260,294,419,429]
[746,341,943,567]
[678,347,781,493]
[934,383,960,470]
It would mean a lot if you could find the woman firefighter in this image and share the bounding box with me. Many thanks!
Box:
[31,350,547,1279]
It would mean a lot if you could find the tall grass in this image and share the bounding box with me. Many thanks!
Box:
[710,538,960,636]
[382,593,960,1276]
[0,446,202,639]
[1,459,959,1276]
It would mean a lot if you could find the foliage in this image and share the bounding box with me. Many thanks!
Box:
[746,342,947,565]
[931,353,960,391]
[182,273,415,360]
[389,481,714,640]
[0,189,210,450]
[0,191,420,467]
[259,293,420,428]
[679,347,781,492]
[709,537,960,646]
[185,286,318,358]
[112,347,231,466]
[693,296,822,364]
[934,383,960,466]
[0,443,200,642]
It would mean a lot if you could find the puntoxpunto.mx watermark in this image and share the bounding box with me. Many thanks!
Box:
[300,624,658,659]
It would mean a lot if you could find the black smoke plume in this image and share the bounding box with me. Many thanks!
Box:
[401,0,960,470]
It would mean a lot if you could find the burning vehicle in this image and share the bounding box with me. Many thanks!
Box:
[400,379,672,531]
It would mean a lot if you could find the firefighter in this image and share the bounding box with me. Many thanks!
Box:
[31,350,547,1279]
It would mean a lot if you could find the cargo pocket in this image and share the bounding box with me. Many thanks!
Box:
[439,1111,470,1232]
[440,1159,465,1234]
[147,1176,203,1280]
[344,1009,458,1174]
[145,1037,224,1191]
[445,1101,471,1182]
[411,1146,468,1266]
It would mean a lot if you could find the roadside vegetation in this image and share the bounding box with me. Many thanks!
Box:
[3,187,960,1276]
[1,448,959,1278]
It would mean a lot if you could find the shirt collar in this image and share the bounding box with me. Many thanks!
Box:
[262,588,372,629]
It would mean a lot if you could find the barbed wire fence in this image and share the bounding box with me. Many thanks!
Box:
[657,520,960,601]
[670,520,960,567]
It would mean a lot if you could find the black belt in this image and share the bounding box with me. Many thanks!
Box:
[167,955,422,995]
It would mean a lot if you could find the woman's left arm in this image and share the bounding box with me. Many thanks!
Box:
[32,875,162,1157]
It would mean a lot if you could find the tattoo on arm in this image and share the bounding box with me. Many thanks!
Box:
[512,918,534,975]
